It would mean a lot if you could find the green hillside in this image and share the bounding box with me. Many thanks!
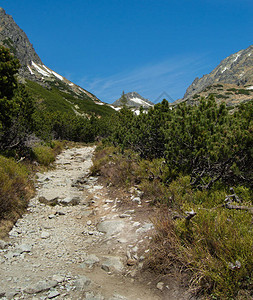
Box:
[25,80,115,117]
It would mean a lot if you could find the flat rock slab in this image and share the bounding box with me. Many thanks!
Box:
[97,220,125,236]
[101,256,124,272]
[74,275,91,291]
[24,280,58,294]
[80,254,100,268]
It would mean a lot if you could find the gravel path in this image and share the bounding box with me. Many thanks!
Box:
[0,146,164,300]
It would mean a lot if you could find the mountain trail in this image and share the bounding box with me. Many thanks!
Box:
[0,146,188,300]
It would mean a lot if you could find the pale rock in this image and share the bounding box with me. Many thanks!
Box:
[156,282,164,291]
[52,275,65,283]
[97,220,125,236]
[0,240,7,249]
[41,231,50,239]
[73,275,91,291]
[24,280,58,294]
[18,243,32,253]
[101,257,124,272]
[48,290,60,299]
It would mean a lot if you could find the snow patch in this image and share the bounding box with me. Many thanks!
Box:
[42,65,63,80]
[27,65,34,75]
[233,53,241,62]
[69,83,74,86]
[246,86,253,90]
[110,106,121,111]
[130,97,152,106]
[95,102,104,106]
[221,67,228,74]
[32,61,50,77]
[51,70,63,81]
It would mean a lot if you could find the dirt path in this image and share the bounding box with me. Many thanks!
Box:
[0,146,169,300]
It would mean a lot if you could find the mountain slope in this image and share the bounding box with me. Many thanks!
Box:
[175,45,253,106]
[0,7,114,116]
[113,92,153,108]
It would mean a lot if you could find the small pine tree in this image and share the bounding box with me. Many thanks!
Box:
[120,91,127,106]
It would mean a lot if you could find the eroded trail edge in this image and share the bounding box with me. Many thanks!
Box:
[0,146,164,300]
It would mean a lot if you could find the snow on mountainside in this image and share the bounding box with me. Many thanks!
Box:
[0,7,102,104]
[113,92,154,108]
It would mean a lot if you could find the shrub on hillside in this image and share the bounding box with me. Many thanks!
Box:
[0,155,31,222]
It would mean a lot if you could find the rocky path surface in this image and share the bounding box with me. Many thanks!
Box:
[0,146,168,300]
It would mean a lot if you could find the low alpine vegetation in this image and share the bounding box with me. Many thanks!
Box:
[93,96,253,299]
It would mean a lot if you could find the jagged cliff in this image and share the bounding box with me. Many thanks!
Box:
[175,45,253,106]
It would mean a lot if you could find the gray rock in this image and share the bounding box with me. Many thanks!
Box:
[59,196,80,206]
[24,280,58,294]
[132,197,141,204]
[5,290,19,299]
[48,290,60,299]
[136,223,154,234]
[18,243,32,253]
[156,282,164,291]
[4,250,21,259]
[80,254,100,269]
[41,231,50,239]
[48,214,56,219]
[119,214,131,218]
[52,275,65,283]
[73,275,91,291]
[0,240,7,249]
[101,257,124,272]
[97,220,125,236]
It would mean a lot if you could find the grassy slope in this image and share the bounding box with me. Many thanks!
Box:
[25,80,115,117]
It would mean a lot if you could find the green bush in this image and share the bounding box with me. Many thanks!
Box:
[32,145,55,166]
[0,155,31,224]
[236,89,251,95]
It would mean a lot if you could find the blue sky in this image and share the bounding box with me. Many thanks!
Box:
[2,0,253,103]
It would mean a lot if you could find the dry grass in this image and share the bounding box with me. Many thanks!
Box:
[0,155,34,238]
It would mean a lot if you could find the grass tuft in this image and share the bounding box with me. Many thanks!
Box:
[0,156,33,238]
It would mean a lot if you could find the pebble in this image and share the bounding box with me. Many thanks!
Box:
[156,282,164,291]
[41,231,50,239]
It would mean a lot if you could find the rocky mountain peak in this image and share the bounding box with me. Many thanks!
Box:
[0,7,101,102]
[0,7,42,71]
[113,91,153,108]
[182,45,253,102]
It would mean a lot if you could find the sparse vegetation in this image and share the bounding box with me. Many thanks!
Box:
[0,155,33,238]
[236,89,251,95]
[92,96,253,299]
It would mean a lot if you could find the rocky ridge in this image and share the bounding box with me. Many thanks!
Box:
[0,146,191,300]
[0,7,101,103]
[112,92,154,108]
[175,45,253,106]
